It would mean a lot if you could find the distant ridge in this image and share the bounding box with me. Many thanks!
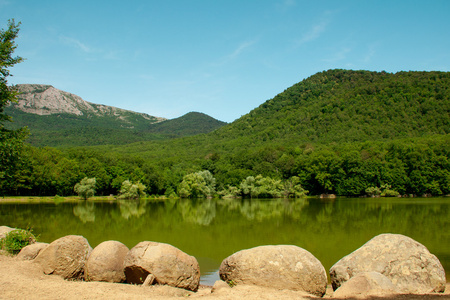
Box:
[5,84,227,147]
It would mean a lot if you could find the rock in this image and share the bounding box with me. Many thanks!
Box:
[123,241,200,292]
[17,242,49,260]
[219,245,327,297]
[34,235,92,279]
[0,226,16,239]
[330,233,446,294]
[333,271,398,298]
[85,240,129,283]
[211,280,231,293]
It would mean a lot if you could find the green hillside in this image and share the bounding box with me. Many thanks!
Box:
[5,105,226,147]
[4,69,450,197]
[214,69,449,146]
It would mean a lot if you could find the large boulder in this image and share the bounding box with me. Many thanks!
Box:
[17,242,49,260]
[330,233,446,294]
[219,245,327,297]
[34,235,92,279]
[123,241,200,292]
[0,226,16,239]
[333,271,398,298]
[85,240,129,282]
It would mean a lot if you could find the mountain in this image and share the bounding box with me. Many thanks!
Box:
[5,84,226,147]
[4,69,450,197]
[146,112,227,138]
[212,69,450,146]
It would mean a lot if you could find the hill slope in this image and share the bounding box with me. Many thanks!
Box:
[5,84,226,146]
[213,69,450,146]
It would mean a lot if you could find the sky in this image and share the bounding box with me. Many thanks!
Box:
[1,0,449,123]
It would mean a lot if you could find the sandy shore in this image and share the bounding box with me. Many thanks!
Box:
[0,254,449,299]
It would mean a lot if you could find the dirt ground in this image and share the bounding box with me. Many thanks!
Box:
[0,254,449,300]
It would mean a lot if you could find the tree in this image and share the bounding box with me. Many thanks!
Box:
[178,170,216,198]
[118,180,146,199]
[0,20,28,195]
[74,177,96,200]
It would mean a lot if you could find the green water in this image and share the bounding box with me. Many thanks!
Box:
[1,197,449,285]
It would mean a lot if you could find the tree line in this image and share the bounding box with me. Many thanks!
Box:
[2,134,448,198]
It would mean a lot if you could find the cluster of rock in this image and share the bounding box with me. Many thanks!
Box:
[2,224,447,297]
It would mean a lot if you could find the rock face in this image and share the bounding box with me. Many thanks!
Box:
[333,271,398,298]
[219,245,327,297]
[85,240,129,283]
[17,242,49,260]
[330,233,446,294]
[34,235,92,279]
[123,241,200,292]
[0,226,15,239]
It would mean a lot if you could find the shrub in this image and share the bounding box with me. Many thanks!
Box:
[118,180,146,199]
[74,177,96,200]
[1,228,37,254]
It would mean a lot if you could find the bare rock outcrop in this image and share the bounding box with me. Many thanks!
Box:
[34,235,92,279]
[123,241,200,292]
[330,233,446,294]
[17,242,49,260]
[219,245,327,297]
[85,240,129,283]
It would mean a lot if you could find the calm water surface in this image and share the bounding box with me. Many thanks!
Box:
[1,197,449,285]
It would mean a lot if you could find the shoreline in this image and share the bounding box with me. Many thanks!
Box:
[1,255,449,299]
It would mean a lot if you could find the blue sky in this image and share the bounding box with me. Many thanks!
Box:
[1,0,449,122]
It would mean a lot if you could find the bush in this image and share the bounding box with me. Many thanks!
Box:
[1,228,37,254]
[118,180,146,199]
[74,177,96,200]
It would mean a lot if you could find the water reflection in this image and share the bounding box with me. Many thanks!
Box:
[0,197,448,285]
[73,202,95,223]
[118,199,147,219]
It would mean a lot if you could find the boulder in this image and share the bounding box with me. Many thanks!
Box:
[219,245,327,297]
[333,271,398,298]
[34,235,92,279]
[0,226,16,239]
[17,242,49,260]
[123,241,200,292]
[85,240,129,283]
[211,280,231,293]
[330,233,446,294]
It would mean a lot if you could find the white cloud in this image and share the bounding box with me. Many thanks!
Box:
[211,38,258,67]
[295,10,336,47]
[322,47,352,62]
[227,39,257,60]
[362,42,379,64]
[59,35,94,53]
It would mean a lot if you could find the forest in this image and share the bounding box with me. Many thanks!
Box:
[2,68,449,198]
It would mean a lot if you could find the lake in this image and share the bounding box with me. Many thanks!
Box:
[1,197,449,285]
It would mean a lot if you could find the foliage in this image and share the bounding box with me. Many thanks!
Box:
[237,175,307,198]
[74,177,96,200]
[178,170,216,198]
[118,180,146,199]
[0,20,28,194]
[1,228,36,254]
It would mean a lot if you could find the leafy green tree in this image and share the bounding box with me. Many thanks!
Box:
[74,177,96,200]
[178,170,216,198]
[0,20,28,195]
[283,176,308,198]
[118,180,146,199]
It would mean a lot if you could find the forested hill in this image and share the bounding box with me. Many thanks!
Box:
[4,69,450,197]
[5,84,226,147]
[214,69,450,145]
